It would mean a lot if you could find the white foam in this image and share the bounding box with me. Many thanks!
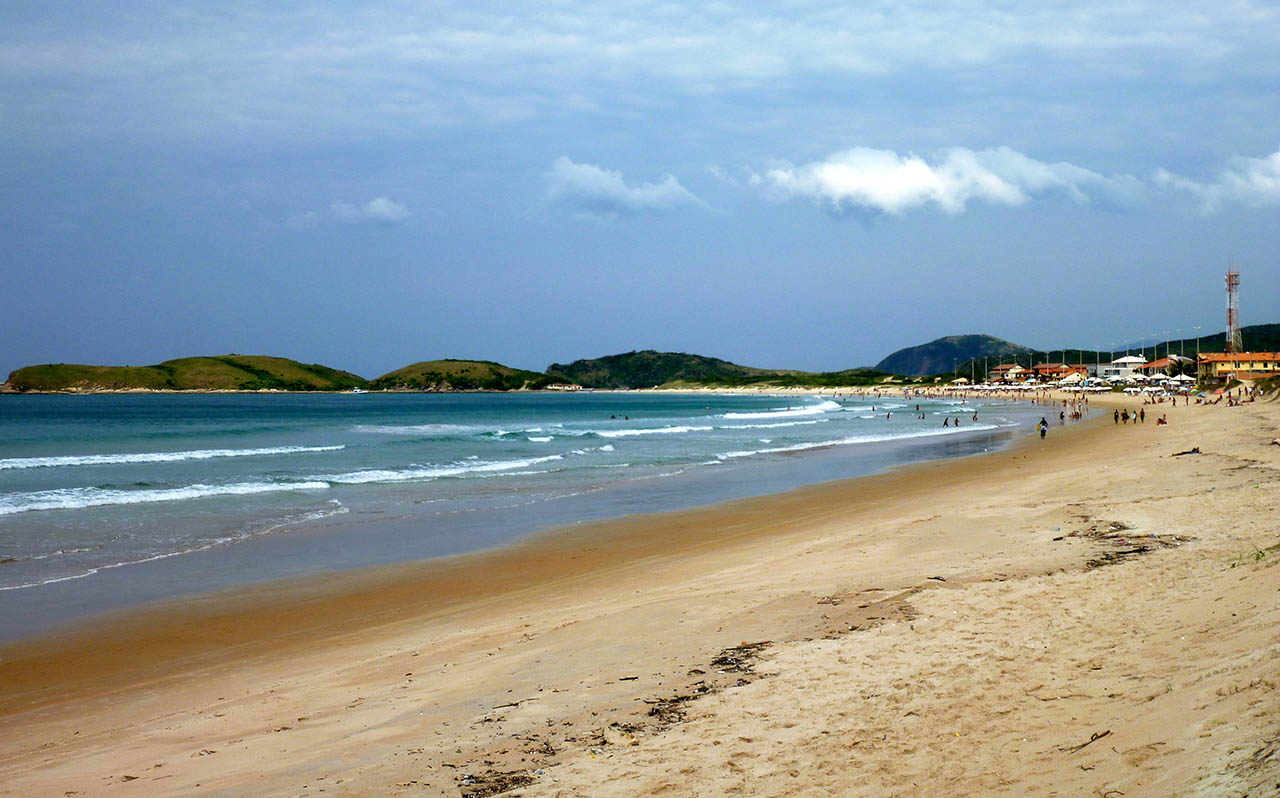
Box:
[717,423,1003,460]
[528,436,553,442]
[0,445,345,471]
[570,444,615,455]
[597,425,713,438]
[0,500,350,590]
[0,480,331,516]
[317,455,564,485]
[721,399,841,420]
[719,420,824,430]
[353,424,476,436]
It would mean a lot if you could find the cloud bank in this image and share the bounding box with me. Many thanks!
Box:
[761,146,1144,215]
[1154,149,1280,211]
[546,157,705,218]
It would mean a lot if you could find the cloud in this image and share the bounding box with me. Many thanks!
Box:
[9,1,1273,148]
[329,197,411,223]
[1154,149,1280,211]
[286,197,410,229]
[545,157,705,218]
[760,146,1144,215]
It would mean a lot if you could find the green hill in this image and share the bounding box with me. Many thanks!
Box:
[368,359,552,391]
[545,350,777,389]
[4,355,367,392]
[874,335,1034,376]
[545,350,890,389]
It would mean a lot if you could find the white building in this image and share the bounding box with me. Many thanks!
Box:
[1099,355,1147,379]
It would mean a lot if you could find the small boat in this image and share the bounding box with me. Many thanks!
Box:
[350,388,368,394]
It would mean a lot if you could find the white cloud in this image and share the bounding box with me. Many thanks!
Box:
[329,197,411,223]
[546,156,705,218]
[761,146,1143,215]
[1154,149,1280,211]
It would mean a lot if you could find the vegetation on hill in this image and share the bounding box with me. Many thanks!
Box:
[5,356,367,392]
[545,351,779,389]
[545,350,892,389]
[874,334,1034,376]
[368,360,553,391]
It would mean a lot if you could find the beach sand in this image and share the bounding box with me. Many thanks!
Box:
[1,393,1277,796]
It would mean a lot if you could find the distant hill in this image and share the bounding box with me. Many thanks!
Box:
[545,350,890,389]
[368,359,553,391]
[875,335,1034,376]
[545,350,777,389]
[4,355,367,392]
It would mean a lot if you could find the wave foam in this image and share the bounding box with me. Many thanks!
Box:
[0,480,331,516]
[597,425,713,438]
[717,423,1003,460]
[721,399,841,420]
[719,419,823,430]
[0,445,344,471]
[0,500,350,591]
[317,455,564,485]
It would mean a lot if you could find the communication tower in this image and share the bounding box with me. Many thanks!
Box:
[1226,267,1241,354]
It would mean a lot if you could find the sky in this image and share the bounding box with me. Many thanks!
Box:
[2,1,1278,379]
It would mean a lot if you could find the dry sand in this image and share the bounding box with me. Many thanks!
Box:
[1,393,1277,797]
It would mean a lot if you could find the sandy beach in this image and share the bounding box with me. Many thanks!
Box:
[1,391,1277,796]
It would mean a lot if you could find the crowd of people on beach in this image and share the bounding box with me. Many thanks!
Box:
[825,381,1269,442]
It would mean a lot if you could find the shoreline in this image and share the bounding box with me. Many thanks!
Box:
[1,392,1276,795]
[0,389,1036,641]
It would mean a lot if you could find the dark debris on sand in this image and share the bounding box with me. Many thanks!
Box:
[1065,519,1194,570]
[456,768,536,798]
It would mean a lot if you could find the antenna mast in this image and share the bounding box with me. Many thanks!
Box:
[1226,266,1241,355]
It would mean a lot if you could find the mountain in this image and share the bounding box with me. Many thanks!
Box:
[544,350,889,389]
[3,355,367,392]
[368,359,552,391]
[874,335,1034,377]
[544,350,783,389]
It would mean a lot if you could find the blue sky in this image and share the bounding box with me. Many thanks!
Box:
[2,1,1278,378]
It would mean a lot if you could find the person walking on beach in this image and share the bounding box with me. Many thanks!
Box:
[1115,409,1120,424]
[1038,417,1048,439]
[1139,408,1145,423]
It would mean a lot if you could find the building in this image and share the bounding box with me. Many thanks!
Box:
[1138,355,1194,377]
[1032,363,1088,380]
[1196,353,1280,381]
[1100,355,1147,380]
[988,363,1026,383]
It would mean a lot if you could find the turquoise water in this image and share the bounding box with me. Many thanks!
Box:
[0,391,1038,639]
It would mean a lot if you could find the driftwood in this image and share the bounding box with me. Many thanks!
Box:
[1060,729,1111,753]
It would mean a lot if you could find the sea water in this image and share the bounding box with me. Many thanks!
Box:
[0,392,1041,639]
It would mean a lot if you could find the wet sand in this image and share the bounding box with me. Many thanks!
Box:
[1,393,1277,796]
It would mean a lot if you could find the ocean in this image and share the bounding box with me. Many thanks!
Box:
[0,391,1041,640]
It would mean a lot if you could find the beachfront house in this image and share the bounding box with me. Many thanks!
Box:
[1138,355,1194,378]
[1031,363,1086,381]
[1099,355,1147,380]
[988,363,1026,383]
[1196,352,1280,381]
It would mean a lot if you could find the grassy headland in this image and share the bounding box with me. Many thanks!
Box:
[367,359,554,391]
[4,355,367,392]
